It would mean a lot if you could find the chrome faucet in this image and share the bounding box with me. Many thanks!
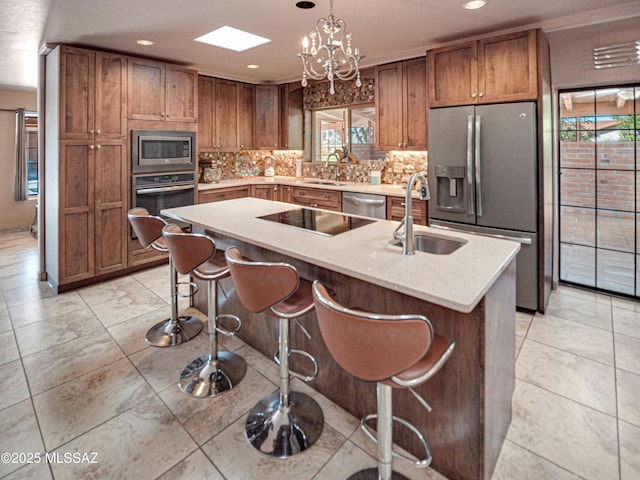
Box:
[325,152,340,182]
[393,172,430,255]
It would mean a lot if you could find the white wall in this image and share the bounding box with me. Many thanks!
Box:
[0,89,37,232]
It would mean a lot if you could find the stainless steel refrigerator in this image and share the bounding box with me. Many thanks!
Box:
[428,102,539,310]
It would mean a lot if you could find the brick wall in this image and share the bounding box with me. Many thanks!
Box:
[561,141,636,212]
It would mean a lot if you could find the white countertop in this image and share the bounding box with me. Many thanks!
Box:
[163,198,520,313]
[198,176,415,198]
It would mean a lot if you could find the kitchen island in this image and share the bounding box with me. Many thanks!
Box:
[163,197,519,480]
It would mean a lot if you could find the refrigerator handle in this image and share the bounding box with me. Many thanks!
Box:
[475,115,483,217]
[466,115,475,215]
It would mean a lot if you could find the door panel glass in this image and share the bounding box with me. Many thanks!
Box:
[559,85,640,298]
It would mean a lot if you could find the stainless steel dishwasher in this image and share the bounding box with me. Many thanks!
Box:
[342,192,386,219]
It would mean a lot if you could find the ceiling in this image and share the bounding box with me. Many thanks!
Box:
[2,0,640,91]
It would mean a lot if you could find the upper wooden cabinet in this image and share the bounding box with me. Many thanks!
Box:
[428,30,538,107]
[279,84,304,150]
[59,47,127,140]
[238,83,255,149]
[255,85,279,150]
[128,58,197,122]
[375,57,427,150]
[198,76,215,149]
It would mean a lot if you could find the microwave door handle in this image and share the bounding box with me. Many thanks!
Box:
[466,115,475,215]
[474,115,482,217]
[136,184,195,194]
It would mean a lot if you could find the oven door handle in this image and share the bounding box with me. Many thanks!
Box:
[135,184,195,194]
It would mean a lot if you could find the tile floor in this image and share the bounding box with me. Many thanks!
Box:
[0,231,639,480]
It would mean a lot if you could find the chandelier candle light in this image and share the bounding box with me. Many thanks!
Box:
[297,0,364,95]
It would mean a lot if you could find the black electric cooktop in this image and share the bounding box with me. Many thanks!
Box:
[256,208,375,236]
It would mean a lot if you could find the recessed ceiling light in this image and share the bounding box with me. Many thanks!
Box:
[295,1,316,9]
[463,0,487,9]
[195,26,271,52]
[136,39,154,46]
[246,64,259,69]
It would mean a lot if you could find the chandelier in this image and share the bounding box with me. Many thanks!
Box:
[297,0,364,95]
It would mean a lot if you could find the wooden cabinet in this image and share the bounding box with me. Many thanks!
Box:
[375,58,427,150]
[128,58,197,122]
[198,185,251,204]
[255,85,279,150]
[198,76,215,149]
[386,197,428,226]
[214,79,238,149]
[46,46,128,289]
[428,30,538,107]
[279,184,293,203]
[238,83,255,149]
[252,184,279,200]
[279,84,304,150]
[291,187,341,211]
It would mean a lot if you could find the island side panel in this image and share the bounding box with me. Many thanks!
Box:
[481,258,516,480]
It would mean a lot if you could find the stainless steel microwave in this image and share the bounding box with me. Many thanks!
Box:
[131,130,195,173]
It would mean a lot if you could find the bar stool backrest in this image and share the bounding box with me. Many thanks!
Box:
[312,281,433,382]
[128,207,165,249]
[225,246,299,313]
[162,225,216,275]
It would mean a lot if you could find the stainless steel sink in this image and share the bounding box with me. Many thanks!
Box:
[303,180,346,186]
[390,232,467,255]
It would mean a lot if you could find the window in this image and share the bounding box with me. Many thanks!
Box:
[25,114,38,196]
[310,105,385,162]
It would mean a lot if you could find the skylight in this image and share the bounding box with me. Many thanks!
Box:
[195,26,271,52]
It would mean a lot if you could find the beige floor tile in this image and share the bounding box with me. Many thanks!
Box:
[14,308,104,357]
[77,275,144,307]
[0,400,46,477]
[33,358,154,450]
[1,462,53,480]
[0,359,30,411]
[507,380,618,480]
[49,396,197,480]
[516,340,616,415]
[160,366,276,445]
[620,420,640,480]
[613,306,640,340]
[528,313,614,365]
[128,332,210,392]
[89,289,167,328]
[492,439,582,480]
[544,293,612,331]
[516,311,533,337]
[0,302,12,333]
[313,440,378,479]
[234,343,281,385]
[615,333,640,375]
[0,330,19,366]
[612,296,640,313]
[3,281,57,308]
[617,368,640,427]
[201,415,346,480]
[156,449,223,480]
[555,285,613,305]
[22,329,125,395]
[8,291,87,329]
[515,335,525,358]
[107,306,173,356]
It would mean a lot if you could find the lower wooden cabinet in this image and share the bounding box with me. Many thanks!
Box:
[291,187,342,211]
[279,184,293,203]
[387,197,428,225]
[198,185,251,203]
[251,184,279,200]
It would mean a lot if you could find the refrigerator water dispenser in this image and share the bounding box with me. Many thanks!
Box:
[435,166,466,212]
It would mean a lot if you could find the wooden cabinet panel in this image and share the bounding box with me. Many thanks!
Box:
[279,85,304,150]
[61,142,92,210]
[376,58,427,150]
[238,83,255,149]
[428,30,538,107]
[215,80,238,149]
[128,58,165,120]
[95,52,127,139]
[198,186,251,204]
[252,184,279,200]
[291,187,341,211]
[428,42,477,108]
[59,47,95,138]
[166,65,198,122]
[386,197,428,226]
[198,76,215,149]
[279,184,293,203]
[63,212,93,280]
[255,85,279,149]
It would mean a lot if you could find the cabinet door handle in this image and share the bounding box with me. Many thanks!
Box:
[90,129,95,134]
[471,93,477,98]
[89,144,94,150]
[96,144,101,150]
[96,129,101,134]
[479,93,484,98]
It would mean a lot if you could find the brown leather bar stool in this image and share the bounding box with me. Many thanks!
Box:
[312,281,455,480]
[225,246,324,458]
[162,225,247,397]
[127,207,202,347]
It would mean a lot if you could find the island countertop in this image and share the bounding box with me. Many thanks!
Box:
[162,197,520,313]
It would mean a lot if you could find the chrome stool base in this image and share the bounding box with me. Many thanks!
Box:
[245,391,324,458]
[145,315,203,347]
[347,468,409,480]
[179,351,247,398]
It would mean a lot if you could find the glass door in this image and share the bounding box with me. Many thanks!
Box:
[559,85,639,296]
